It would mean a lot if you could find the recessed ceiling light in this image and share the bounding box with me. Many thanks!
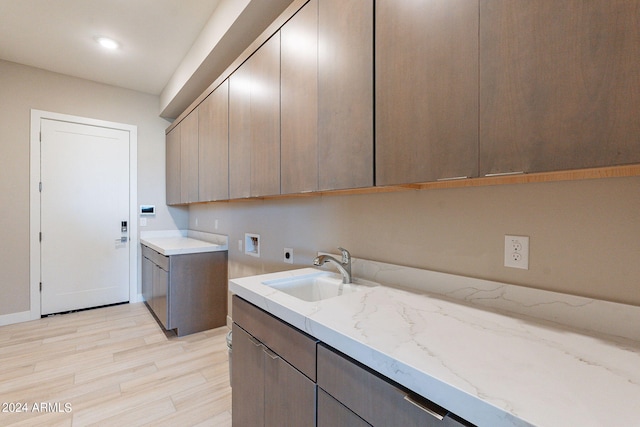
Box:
[94,36,120,50]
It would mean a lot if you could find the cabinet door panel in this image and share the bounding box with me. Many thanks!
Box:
[264,349,316,427]
[165,126,181,205]
[318,0,374,190]
[281,0,319,194]
[376,0,479,185]
[232,325,265,426]
[180,112,199,203]
[141,256,153,305]
[250,33,281,197]
[318,388,371,427]
[199,80,229,202]
[152,265,169,329]
[229,60,252,199]
[480,0,640,175]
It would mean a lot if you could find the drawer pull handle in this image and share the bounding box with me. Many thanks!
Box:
[403,394,445,421]
[436,176,468,182]
[484,171,525,177]
[264,348,279,360]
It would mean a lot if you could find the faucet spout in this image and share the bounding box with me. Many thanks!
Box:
[313,247,352,284]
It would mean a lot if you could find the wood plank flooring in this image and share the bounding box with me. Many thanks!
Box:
[0,303,232,426]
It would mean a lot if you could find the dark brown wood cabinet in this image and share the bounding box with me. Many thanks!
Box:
[232,296,317,427]
[479,0,640,175]
[141,245,228,337]
[229,33,281,199]
[375,0,479,185]
[199,80,229,202]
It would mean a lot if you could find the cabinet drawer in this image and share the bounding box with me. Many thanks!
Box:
[317,344,473,427]
[232,296,317,381]
[141,245,169,271]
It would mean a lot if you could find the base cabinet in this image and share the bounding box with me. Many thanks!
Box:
[141,245,228,336]
[232,296,316,427]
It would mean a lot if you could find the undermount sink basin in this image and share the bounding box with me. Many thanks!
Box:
[262,271,376,302]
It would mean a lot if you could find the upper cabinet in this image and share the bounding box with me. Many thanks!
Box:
[166,125,181,205]
[180,112,199,204]
[318,0,373,190]
[199,80,229,202]
[229,33,281,199]
[479,0,640,175]
[281,0,373,194]
[375,0,479,186]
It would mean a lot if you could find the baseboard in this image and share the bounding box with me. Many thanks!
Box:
[0,310,32,327]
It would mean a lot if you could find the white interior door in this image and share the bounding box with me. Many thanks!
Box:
[40,118,130,315]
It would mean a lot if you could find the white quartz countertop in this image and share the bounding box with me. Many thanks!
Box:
[229,266,640,427]
[140,230,228,256]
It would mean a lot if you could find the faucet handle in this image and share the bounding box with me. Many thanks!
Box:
[338,247,351,264]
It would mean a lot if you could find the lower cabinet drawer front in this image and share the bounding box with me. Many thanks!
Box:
[317,344,473,427]
[318,388,370,427]
[232,296,317,380]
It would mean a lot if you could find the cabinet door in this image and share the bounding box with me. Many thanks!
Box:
[264,348,316,427]
[151,265,169,329]
[318,388,371,427]
[165,126,181,205]
[281,0,319,194]
[229,59,252,199]
[229,34,281,199]
[480,0,640,175]
[318,0,373,190]
[232,325,265,427]
[199,80,229,202]
[141,255,153,304]
[250,33,281,197]
[180,111,199,203]
[375,0,479,185]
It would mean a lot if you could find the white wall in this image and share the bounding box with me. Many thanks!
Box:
[0,59,188,317]
[190,176,640,307]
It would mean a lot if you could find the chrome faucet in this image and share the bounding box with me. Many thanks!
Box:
[313,247,352,284]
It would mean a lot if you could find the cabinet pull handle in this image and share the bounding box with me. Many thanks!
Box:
[437,176,468,182]
[249,336,262,348]
[403,394,446,421]
[484,171,525,177]
[263,347,279,360]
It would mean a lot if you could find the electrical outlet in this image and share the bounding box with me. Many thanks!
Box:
[283,248,293,264]
[504,235,529,270]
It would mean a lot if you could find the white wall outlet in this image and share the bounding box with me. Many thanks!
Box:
[504,235,529,270]
[214,219,219,230]
[238,239,243,252]
[283,248,293,264]
[245,233,260,257]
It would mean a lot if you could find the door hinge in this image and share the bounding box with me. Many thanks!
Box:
[39,232,42,242]
[39,282,42,292]
[39,182,42,192]
[39,131,42,142]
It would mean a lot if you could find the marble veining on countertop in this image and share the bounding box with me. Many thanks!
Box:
[229,259,640,427]
[140,230,228,255]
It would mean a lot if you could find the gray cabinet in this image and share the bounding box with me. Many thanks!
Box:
[317,344,474,427]
[375,0,479,186]
[180,111,199,203]
[232,296,317,427]
[479,0,640,175]
[141,245,228,336]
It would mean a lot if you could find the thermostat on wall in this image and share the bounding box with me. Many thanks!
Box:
[139,205,155,216]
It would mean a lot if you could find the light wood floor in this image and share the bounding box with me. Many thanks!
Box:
[0,302,232,427]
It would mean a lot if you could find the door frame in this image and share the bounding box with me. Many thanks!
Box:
[29,109,138,319]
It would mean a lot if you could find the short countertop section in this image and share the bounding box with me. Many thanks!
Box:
[140,230,228,256]
[229,264,640,427]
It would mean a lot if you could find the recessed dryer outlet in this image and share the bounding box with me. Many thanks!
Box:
[283,248,293,264]
[245,233,261,257]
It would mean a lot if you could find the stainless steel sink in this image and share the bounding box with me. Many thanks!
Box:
[262,271,376,302]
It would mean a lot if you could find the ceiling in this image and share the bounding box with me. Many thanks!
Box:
[0,0,221,95]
